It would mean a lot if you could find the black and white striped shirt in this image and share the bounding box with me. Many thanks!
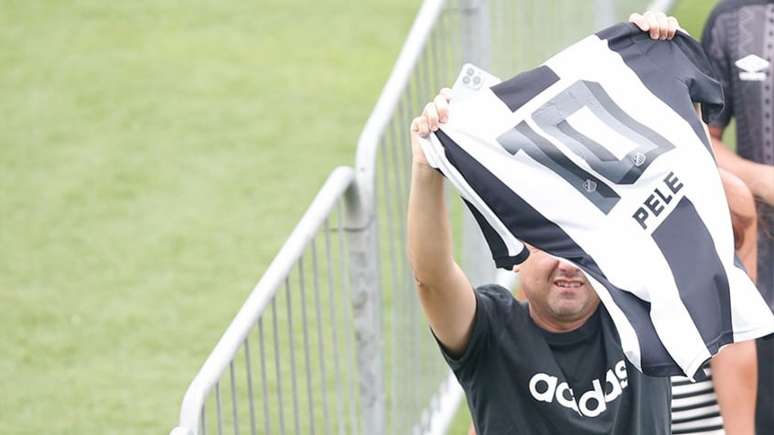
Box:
[671,366,725,435]
[419,22,774,378]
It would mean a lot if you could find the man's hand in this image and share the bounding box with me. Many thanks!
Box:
[410,88,452,166]
[629,11,681,40]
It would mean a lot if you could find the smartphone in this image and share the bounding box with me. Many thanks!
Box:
[419,64,501,169]
[451,63,502,100]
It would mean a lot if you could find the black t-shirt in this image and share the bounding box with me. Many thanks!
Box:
[438,285,671,435]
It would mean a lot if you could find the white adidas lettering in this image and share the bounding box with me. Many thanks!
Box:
[528,360,629,417]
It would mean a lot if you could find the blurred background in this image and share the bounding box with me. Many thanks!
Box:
[0,1,720,434]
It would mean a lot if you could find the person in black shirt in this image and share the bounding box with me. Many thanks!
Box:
[701,2,774,433]
[406,12,683,435]
[444,258,671,435]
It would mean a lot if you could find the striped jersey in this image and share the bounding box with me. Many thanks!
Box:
[419,22,774,378]
[671,365,724,435]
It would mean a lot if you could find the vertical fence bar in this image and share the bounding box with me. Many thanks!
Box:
[272,300,287,435]
[323,217,346,435]
[459,0,496,289]
[229,361,240,435]
[311,238,332,435]
[243,338,256,435]
[201,402,207,435]
[215,381,223,435]
[345,140,385,435]
[437,8,452,87]
[394,105,414,422]
[286,277,302,435]
[516,0,525,71]
[594,0,617,29]
[379,133,398,435]
[299,252,317,435]
[336,203,358,435]
[258,318,272,435]
[388,114,408,434]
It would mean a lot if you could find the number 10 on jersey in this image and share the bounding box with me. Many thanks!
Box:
[496,80,675,214]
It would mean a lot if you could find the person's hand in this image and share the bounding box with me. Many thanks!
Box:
[629,11,681,40]
[410,88,452,166]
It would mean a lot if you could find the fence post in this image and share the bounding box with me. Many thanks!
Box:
[460,0,491,68]
[459,0,496,288]
[594,0,617,29]
[344,181,385,435]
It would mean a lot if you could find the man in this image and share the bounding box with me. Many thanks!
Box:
[455,170,758,435]
[408,11,755,435]
[701,2,774,433]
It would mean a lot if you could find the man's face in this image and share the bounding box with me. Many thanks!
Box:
[516,247,599,323]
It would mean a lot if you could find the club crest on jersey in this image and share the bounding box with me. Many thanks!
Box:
[632,152,646,167]
[583,179,598,193]
[735,54,769,81]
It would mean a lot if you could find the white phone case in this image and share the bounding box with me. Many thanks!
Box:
[418,64,502,169]
[451,63,502,100]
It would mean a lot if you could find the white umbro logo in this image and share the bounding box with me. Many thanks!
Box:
[736,54,769,81]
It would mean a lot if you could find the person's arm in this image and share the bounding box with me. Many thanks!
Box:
[711,341,757,435]
[407,90,476,356]
[711,169,758,435]
[720,168,758,278]
[709,126,774,206]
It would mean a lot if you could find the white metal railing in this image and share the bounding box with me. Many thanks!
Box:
[170,1,675,434]
[171,167,357,435]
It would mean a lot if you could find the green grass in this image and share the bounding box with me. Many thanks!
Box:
[0,1,419,433]
[0,1,724,434]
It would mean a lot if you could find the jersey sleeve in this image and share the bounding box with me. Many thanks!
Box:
[671,31,726,125]
[427,128,530,270]
[421,133,529,268]
[700,9,735,128]
[463,199,531,269]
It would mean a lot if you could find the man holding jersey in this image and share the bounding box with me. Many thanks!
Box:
[408,11,759,435]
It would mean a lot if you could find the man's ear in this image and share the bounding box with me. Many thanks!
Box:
[512,264,521,274]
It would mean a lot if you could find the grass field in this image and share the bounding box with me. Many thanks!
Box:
[0,1,720,434]
[0,1,419,433]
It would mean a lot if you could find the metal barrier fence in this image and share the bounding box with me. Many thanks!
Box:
[170,1,673,434]
[170,167,359,435]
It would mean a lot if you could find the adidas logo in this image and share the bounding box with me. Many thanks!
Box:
[528,360,629,417]
[735,54,769,81]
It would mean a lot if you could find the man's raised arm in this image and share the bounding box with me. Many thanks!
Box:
[407,89,476,357]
